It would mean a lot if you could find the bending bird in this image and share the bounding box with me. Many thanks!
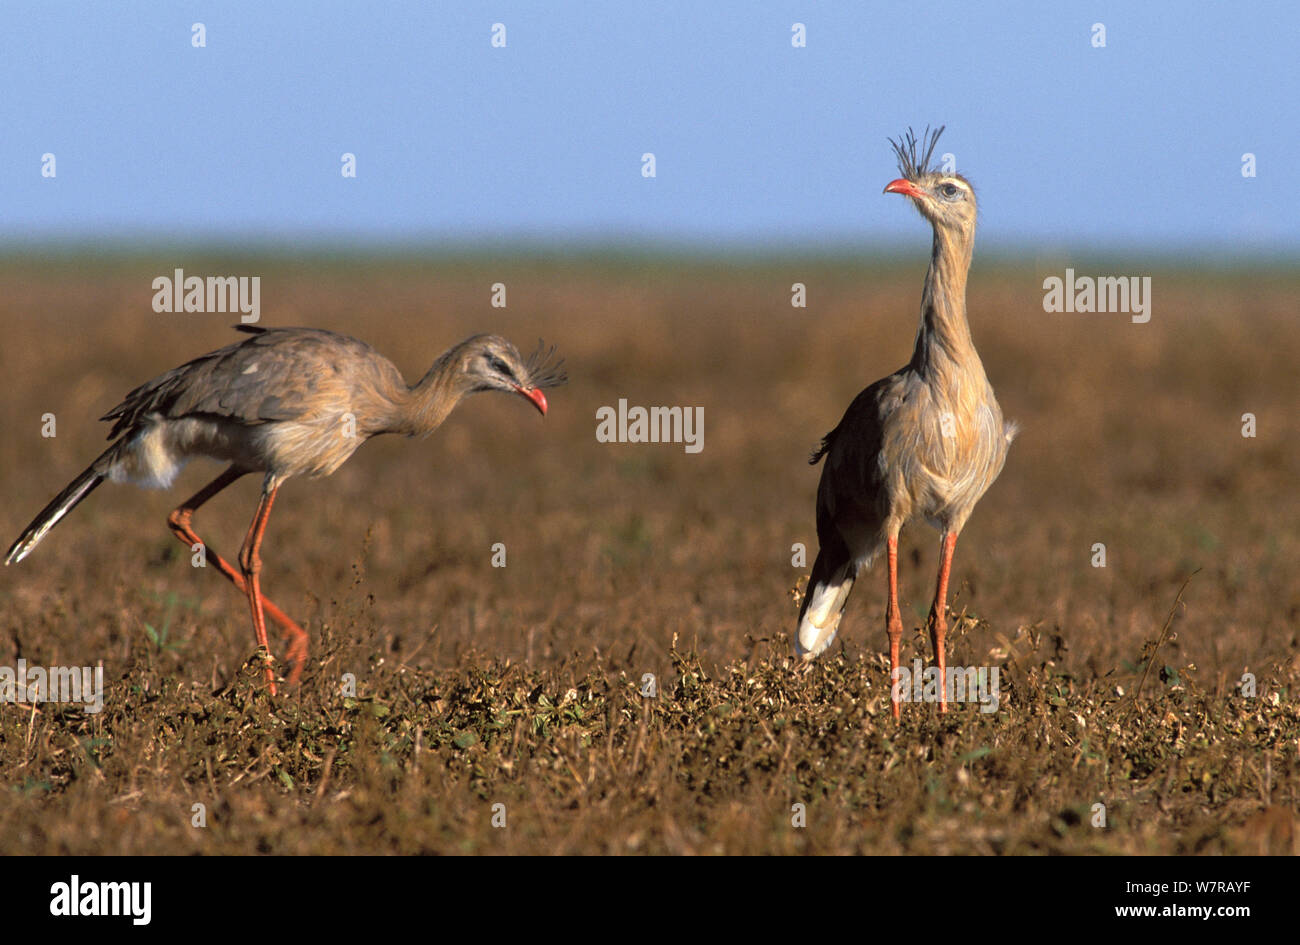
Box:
[5,326,567,694]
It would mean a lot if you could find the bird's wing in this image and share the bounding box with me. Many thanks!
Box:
[811,375,900,547]
[100,327,403,439]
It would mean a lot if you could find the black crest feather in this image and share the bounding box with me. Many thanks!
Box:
[523,340,568,391]
[888,125,945,180]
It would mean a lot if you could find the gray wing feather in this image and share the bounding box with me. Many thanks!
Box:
[100,327,400,438]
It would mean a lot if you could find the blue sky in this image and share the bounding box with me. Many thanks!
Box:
[1,2,1295,253]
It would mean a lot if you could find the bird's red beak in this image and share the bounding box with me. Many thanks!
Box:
[884,178,925,199]
[514,385,548,416]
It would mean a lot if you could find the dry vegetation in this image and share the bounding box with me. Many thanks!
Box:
[0,253,1296,854]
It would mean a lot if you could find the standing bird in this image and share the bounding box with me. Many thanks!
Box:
[5,326,566,694]
[796,127,1016,716]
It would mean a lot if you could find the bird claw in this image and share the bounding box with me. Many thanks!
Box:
[248,646,279,695]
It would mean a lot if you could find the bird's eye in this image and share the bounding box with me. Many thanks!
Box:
[487,355,514,379]
[940,182,959,199]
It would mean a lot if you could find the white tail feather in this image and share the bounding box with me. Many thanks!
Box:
[796,565,855,659]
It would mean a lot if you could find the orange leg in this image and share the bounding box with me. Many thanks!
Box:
[927,532,958,713]
[885,534,904,720]
[167,469,309,692]
[237,482,284,694]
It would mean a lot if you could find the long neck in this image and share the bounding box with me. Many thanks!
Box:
[390,352,470,437]
[908,224,979,379]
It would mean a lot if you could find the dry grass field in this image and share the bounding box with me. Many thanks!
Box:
[0,252,1296,854]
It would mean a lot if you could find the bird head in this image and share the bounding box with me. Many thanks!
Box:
[457,335,567,416]
[883,126,976,234]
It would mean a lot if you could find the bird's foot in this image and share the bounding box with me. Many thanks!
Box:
[887,616,904,721]
[279,631,309,687]
[254,645,278,697]
[927,616,949,713]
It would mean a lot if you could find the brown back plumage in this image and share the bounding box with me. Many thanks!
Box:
[100,326,402,438]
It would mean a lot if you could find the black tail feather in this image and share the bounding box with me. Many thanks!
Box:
[5,463,107,565]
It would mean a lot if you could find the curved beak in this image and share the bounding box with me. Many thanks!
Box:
[514,385,548,416]
[884,178,926,199]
